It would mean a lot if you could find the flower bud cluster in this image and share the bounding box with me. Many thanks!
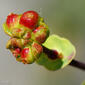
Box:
[3,11,49,64]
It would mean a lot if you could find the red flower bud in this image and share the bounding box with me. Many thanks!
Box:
[21,48,29,58]
[20,11,39,29]
[12,48,21,58]
[6,13,19,28]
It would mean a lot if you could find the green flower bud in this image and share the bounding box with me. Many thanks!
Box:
[32,42,43,59]
[32,25,49,44]
[21,47,34,64]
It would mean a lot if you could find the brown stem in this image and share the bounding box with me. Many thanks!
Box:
[69,59,85,70]
[42,46,85,70]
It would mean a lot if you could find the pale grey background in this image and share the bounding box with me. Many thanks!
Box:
[0,0,85,85]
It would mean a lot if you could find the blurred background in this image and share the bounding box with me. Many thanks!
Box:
[0,0,85,85]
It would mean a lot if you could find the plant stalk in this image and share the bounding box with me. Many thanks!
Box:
[69,59,85,70]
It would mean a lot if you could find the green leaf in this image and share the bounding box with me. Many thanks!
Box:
[81,80,85,85]
[36,35,76,70]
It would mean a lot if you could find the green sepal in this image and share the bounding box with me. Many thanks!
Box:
[36,52,63,70]
[3,23,12,37]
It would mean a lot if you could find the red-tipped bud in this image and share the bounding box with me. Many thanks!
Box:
[32,42,43,59]
[21,47,34,64]
[6,13,19,28]
[12,48,21,58]
[20,11,39,29]
[32,25,48,44]
[21,48,29,58]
